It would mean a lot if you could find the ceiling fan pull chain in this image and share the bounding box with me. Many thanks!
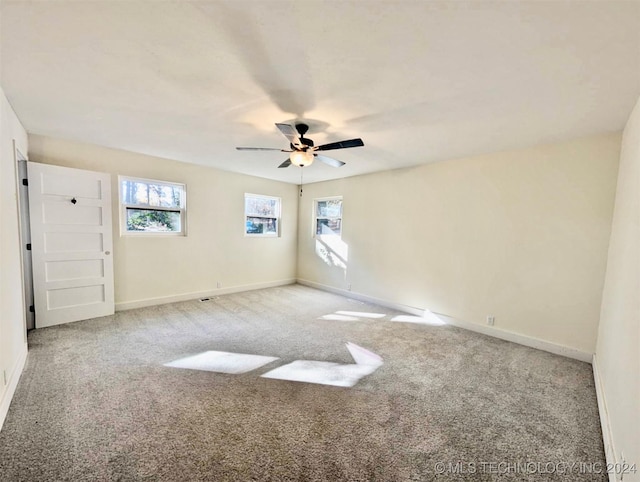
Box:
[300,168,303,197]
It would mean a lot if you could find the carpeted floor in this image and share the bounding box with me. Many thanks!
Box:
[0,284,605,481]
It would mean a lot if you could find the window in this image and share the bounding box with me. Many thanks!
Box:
[119,176,186,235]
[245,194,281,236]
[315,197,342,237]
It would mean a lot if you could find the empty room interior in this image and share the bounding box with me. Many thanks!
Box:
[0,1,639,480]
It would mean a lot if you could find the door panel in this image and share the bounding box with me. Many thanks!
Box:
[42,174,102,198]
[44,231,104,253]
[45,259,104,281]
[28,162,114,328]
[47,285,105,310]
[43,203,103,225]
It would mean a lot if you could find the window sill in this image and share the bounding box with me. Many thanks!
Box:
[245,233,279,238]
[121,231,186,237]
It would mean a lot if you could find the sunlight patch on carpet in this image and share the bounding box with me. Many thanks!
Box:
[391,310,446,326]
[335,311,386,319]
[319,311,386,322]
[318,314,360,321]
[261,343,383,387]
[164,351,279,374]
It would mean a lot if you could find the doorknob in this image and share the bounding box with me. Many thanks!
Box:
[105,251,111,255]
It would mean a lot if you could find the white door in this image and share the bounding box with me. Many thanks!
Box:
[28,162,114,328]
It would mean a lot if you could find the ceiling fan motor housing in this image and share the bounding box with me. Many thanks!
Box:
[294,137,314,150]
[295,123,310,136]
[294,124,314,150]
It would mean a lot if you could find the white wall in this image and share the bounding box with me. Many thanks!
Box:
[297,133,621,355]
[28,135,299,309]
[595,97,640,480]
[0,86,29,429]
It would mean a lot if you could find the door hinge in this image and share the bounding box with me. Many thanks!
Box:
[26,243,31,251]
[22,178,28,186]
[29,305,35,313]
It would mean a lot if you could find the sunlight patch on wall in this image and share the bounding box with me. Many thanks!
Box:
[164,351,279,374]
[315,237,348,270]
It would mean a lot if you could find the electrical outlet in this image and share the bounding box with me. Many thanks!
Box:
[216,282,222,289]
[486,316,495,326]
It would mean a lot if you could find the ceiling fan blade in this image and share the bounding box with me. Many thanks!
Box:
[315,155,345,168]
[315,138,364,151]
[278,159,292,168]
[275,123,302,148]
[236,147,291,151]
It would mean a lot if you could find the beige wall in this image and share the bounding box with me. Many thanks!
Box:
[2,99,636,469]
[0,87,29,427]
[298,133,621,354]
[28,135,299,308]
[596,97,639,478]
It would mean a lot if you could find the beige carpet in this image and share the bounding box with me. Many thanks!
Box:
[0,284,605,481]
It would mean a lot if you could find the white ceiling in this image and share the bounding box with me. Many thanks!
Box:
[1,1,639,184]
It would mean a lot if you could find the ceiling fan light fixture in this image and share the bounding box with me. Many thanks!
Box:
[290,150,314,167]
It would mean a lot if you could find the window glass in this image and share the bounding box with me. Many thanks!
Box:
[120,177,186,235]
[316,199,342,218]
[245,194,281,236]
[125,209,181,232]
[246,216,278,235]
[245,196,278,217]
[315,198,342,237]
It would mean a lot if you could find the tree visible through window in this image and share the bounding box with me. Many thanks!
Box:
[315,198,342,236]
[245,194,280,236]
[120,177,186,234]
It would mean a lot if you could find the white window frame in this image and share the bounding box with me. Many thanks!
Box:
[314,196,343,238]
[118,175,187,236]
[244,193,281,237]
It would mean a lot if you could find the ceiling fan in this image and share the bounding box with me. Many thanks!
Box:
[236,123,364,168]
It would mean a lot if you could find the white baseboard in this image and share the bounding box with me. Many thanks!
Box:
[297,279,592,363]
[592,354,617,482]
[296,279,425,317]
[115,279,297,311]
[0,342,28,432]
[436,314,593,363]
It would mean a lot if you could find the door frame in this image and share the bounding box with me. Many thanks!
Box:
[13,143,33,337]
